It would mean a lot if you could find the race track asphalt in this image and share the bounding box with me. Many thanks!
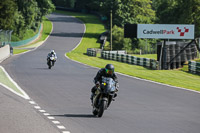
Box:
[1,13,200,133]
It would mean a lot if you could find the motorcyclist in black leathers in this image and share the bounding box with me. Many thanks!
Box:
[90,64,119,103]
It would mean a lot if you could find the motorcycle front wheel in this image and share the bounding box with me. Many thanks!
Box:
[48,61,52,69]
[92,108,98,116]
[98,100,107,117]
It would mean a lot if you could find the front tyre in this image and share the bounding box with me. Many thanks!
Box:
[92,109,98,116]
[98,100,107,117]
[48,61,52,69]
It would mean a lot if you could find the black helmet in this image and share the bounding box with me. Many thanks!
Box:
[105,64,114,75]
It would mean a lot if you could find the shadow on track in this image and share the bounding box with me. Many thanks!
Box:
[51,114,96,118]
[35,68,50,70]
[49,32,99,38]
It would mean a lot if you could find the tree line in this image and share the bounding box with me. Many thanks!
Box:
[1,0,199,52]
[53,0,200,53]
[0,0,55,40]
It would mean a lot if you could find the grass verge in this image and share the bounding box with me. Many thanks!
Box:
[13,17,52,54]
[10,11,200,92]
[56,10,200,92]
[13,49,28,55]
[0,17,52,98]
[131,54,157,60]
[0,67,23,95]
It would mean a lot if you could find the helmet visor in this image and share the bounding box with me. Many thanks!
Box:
[106,69,113,75]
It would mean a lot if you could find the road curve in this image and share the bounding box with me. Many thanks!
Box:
[2,13,200,133]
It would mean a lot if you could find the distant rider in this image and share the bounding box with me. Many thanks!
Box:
[47,50,57,66]
[90,64,119,103]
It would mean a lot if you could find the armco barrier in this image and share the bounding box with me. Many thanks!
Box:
[188,61,200,74]
[87,48,97,56]
[101,51,159,70]
[0,45,10,63]
[10,25,42,47]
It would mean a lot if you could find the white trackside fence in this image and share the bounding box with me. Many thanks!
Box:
[87,48,97,56]
[188,61,200,74]
[87,49,159,69]
[101,51,159,70]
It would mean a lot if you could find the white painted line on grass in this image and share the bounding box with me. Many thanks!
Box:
[1,19,72,133]
[0,66,30,100]
[64,17,200,95]
[64,55,200,95]
[116,72,200,94]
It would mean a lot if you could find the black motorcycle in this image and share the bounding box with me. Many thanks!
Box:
[92,77,118,117]
[47,55,56,69]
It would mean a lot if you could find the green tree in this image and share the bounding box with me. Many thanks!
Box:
[100,0,155,26]
[0,0,55,39]
[52,0,75,8]
[16,0,40,30]
[14,12,26,38]
[176,0,200,37]
[155,0,178,23]
[112,25,132,51]
[116,0,155,26]
[36,0,55,22]
[112,25,124,50]
[154,0,200,37]
[0,0,18,30]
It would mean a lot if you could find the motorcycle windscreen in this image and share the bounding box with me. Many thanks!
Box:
[102,77,116,93]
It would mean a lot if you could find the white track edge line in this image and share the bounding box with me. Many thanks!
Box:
[62,131,70,133]
[0,66,30,99]
[63,14,200,95]
[0,21,54,99]
[64,57,200,95]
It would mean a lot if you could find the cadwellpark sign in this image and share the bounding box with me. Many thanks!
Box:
[138,24,195,39]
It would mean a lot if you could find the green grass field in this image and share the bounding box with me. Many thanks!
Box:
[13,49,28,54]
[0,67,23,95]
[11,10,200,92]
[132,54,157,60]
[55,10,200,92]
[13,17,52,54]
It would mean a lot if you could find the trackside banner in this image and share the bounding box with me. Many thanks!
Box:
[137,24,195,39]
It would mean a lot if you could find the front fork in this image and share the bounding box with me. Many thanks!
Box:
[94,93,110,109]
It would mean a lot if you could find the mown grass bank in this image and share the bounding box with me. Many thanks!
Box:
[56,10,200,92]
[13,17,52,54]
[19,10,197,92]
[0,67,23,95]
